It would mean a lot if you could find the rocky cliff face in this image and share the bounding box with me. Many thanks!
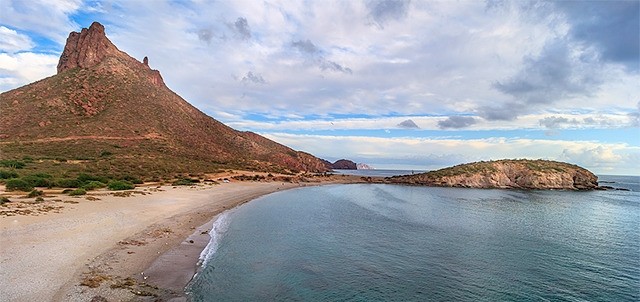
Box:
[57,22,121,73]
[57,22,164,87]
[389,160,598,190]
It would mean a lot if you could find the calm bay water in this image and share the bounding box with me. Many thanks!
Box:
[188,178,639,301]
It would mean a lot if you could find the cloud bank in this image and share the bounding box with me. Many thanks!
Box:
[0,0,637,174]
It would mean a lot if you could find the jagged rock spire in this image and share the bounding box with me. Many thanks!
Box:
[56,22,165,87]
[57,22,121,74]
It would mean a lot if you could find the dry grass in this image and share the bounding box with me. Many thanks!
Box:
[0,201,64,217]
[117,239,147,246]
[80,273,112,288]
[109,277,136,289]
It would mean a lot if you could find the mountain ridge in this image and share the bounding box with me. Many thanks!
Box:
[0,22,329,178]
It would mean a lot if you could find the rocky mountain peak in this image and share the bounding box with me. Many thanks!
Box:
[57,22,165,87]
[0,21,329,174]
[57,22,121,73]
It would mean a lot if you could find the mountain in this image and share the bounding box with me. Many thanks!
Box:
[388,159,598,190]
[0,22,328,178]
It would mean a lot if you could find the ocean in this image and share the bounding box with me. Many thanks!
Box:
[187,175,639,301]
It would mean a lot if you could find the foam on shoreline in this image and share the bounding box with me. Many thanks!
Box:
[197,209,234,268]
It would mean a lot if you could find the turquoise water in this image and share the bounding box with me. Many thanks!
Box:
[188,181,640,301]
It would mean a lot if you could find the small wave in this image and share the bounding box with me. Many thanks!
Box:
[198,210,234,267]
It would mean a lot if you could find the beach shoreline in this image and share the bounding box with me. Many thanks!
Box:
[0,174,364,302]
[130,181,304,301]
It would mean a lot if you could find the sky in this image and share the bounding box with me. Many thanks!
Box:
[0,0,639,175]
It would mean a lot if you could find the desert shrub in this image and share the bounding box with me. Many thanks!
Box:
[6,178,33,191]
[69,188,87,196]
[61,189,74,194]
[232,174,266,181]
[0,160,26,169]
[77,173,110,184]
[172,178,199,186]
[81,181,106,191]
[35,197,44,202]
[146,176,162,183]
[22,174,54,188]
[55,178,81,188]
[27,189,44,198]
[0,170,18,179]
[122,175,143,184]
[0,196,10,204]
[108,180,134,191]
[31,173,53,179]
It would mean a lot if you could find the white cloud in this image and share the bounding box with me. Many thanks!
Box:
[2,0,635,122]
[0,52,58,92]
[223,112,635,132]
[0,26,34,53]
[263,133,640,175]
[0,0,637,175]
[0,0,82,44]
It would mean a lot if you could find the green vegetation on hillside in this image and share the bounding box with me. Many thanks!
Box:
[6,179,34,191]
[0,159,26,169]
[0,170,19,179]
[427,161,498,178]
[107,180,135,191]
[171,178,200,186]
[0,161,139,191]
[69,188,87,196]
[423,159,576,179]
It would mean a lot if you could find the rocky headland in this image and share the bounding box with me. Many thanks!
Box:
[331,159,358,170]
[388,159,598,190]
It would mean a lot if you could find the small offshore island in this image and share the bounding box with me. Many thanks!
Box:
[388,159,598,190]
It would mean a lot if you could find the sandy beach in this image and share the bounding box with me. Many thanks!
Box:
[0,176,359,302]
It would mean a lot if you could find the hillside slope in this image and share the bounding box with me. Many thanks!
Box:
[0,22,328,177]
[389,159,598,190]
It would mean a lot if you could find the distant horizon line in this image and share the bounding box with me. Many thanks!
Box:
[330,168,639,178]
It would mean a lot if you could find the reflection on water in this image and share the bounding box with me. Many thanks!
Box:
[189,180,640,301]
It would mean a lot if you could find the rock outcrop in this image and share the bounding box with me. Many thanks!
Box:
[331,159,357,170]
[57,22,121,73]
[389,159,598,190]
[57,22,164,87]
[357,163,374,170]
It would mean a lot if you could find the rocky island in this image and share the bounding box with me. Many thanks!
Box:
[388,159,598,190]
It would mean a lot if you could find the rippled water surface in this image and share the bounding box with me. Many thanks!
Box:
[189,179,639,301]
